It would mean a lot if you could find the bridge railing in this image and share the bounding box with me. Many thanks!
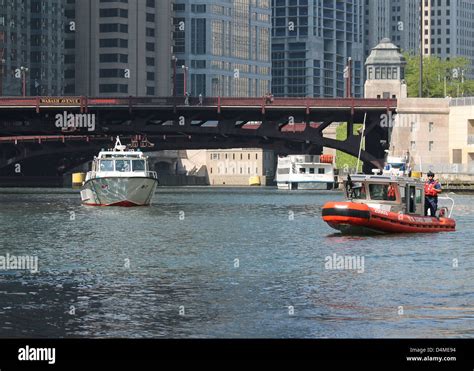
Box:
[0,96,397,109]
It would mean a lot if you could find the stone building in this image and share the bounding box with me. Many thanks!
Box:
[205,148,275,186]
[364,38,407,99]
[366,38,474,180]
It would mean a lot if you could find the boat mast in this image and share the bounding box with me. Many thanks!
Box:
[356,113,367,174]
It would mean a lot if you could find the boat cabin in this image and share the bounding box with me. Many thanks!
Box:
[343,174,425,216]
[93,150,149,174]
[85,137,157,181]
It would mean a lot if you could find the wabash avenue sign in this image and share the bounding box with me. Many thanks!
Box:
[39,97,82,105]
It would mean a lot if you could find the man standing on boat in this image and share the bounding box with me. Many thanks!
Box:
[424,171,442,217]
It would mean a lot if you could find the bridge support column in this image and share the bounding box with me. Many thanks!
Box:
[362,113,389,174]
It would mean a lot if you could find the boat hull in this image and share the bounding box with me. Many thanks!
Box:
[80,177,158,206]
[277,181,334,190]
[322,201,456,234]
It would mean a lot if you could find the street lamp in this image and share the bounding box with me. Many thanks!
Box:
[181,64,188,97]
[20,66,29,97]
[171,55,177,97]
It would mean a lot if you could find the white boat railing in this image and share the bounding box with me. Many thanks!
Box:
[438,196,455,218]
[87,171,158,180]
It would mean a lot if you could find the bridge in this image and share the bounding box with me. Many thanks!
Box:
[0,96,397,178]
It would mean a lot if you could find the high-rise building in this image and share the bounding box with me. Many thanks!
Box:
[172,0,272,98]
[0,0,66,96]
[67,0,172,96]
[422,0,474,78]
[389,0,420,54]
[64,0,76,95]
[271,0,365,98]
[364,0,419,57]
[364,0,390,57]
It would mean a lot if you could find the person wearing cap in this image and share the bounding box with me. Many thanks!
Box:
[424,171,442,216]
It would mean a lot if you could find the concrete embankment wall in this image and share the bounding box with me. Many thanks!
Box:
[157,174,208,186]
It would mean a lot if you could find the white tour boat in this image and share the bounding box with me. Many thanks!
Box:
[80,137,158,206]
[276,154,336,190]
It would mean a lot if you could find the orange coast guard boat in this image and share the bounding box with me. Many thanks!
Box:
[322,174,455,234]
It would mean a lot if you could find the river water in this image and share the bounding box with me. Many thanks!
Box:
[0,187,473,338]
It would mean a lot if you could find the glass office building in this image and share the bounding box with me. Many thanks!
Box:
[271,0,365,98]
[0,0,66,96]
[364,0,419,58]
[423,0,474,78]
[173,0,272,97]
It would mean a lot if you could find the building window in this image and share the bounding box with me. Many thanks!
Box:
[146,86,155,95]
[99,84,128,93]
[146,57,155,66]
[410,141,416,150]
[191,19,206,54]
[429,141,434,151]
[375,67,380,79]
[318,168,325,174]
[146,28,155,37]
[429,122,434,132]
[146,13,155,22]
[452,149,462,164]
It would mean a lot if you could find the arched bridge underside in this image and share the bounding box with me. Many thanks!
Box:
[0,97,396,174]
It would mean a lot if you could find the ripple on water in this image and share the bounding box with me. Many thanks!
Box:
[0,188,473,338]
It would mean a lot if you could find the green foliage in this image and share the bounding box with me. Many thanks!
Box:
[335,123,363,172]
[404,53,474,97]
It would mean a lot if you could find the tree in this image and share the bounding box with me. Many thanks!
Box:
[404,53,474,97]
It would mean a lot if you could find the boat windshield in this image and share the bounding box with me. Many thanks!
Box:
[369,183,397,201]
[132,160,145,172]
[115,160,131,172]
[99,160,114,172]
[350,183,367,199]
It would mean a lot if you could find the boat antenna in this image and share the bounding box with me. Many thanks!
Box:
[114,136,127,152]
[356,113,367,174]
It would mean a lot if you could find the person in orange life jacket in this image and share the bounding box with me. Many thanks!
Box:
[387,184,396,201]
[424,171,442,216]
